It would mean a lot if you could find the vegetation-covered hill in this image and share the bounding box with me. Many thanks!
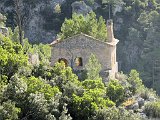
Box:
[0,24,160,120]
[1,0,160,119]
[1,0,160,93]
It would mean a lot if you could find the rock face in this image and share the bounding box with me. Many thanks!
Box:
[0,0,65,43]
[71,1,92,15]
[137,97,145,108]
[24,0,65,43]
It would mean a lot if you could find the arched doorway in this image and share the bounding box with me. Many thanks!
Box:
[58,58,68,67]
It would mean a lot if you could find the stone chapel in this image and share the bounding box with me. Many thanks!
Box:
[50,19,119,80]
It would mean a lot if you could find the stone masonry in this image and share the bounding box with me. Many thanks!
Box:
[50,20,119,80]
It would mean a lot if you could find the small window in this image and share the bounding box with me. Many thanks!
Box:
[75,57,83,66]
[58,58,68,67]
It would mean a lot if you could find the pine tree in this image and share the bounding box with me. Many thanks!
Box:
[59,12,107,41]
[85,54,102,80]
[97,16,107,41]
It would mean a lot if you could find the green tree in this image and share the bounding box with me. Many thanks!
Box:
[0,13,6,27]
[85,54,102,80]
[51,62,80,91]
[0,34,28,79]
[0,100,21,120]
[128,69,144,94]
[86,12,98,38]
[59,12,107,41]
[106,80,125,103]
[70,79,115,120]
[97,16,107,41]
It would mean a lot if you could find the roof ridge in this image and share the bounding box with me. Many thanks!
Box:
[50,33,118,46]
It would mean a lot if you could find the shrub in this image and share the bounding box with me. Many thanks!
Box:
[25,76,59,100]
[69,79,114,120]
[58,12,107,41]
[127,70,144,94]
[93,106,143,120]
[0,100,21,120]
[85,54,102,80]
[145,101,160,118]
[139,87,157,100]
[106,80,125,103]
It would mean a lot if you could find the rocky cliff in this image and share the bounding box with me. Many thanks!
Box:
[0,0,65,43]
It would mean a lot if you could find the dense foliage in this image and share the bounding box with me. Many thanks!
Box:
[1,1,160,119]
[58,0,160,95]
[1,0,160,94]
[145,101,160,118]
[58,12,107,41]
[1,31,154,120]
[85,54,102,80]
[0,33,27,79]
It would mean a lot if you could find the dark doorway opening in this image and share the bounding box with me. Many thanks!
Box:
[75,57,83,66]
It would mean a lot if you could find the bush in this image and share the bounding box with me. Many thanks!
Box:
[106,80,125,104]
[127,70,144,94]
[71,92,115,120]
[25,76,59,100]
[69,79,114,120]
[0,34,28,79]
[51,62,80,91]
[59,12,107,41]
[139,87,157,100]
[85,54,102,80]
[93,106,143,120]
[0,100,21,120]
[145,101,160,118]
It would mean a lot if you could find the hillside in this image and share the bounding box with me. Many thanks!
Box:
[1,0,160,92]
[1,0,160,119]
[0,31,159,120]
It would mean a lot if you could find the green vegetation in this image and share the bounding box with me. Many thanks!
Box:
[106,80,125,103]
[85,54,102,80]
[127,70,144,94]
[0,13,6,27]
[2,0,160,94]
[1,1,160,119]
[145,101,160,118]
[93,106,143,120]
[1,30,153,119]
[0,100,21,120]
[58,12,107,41]
[0,33,28,79]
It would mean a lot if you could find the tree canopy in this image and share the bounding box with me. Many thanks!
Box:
[58,12,108,42]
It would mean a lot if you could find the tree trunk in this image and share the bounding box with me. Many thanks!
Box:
[14,0,24,46]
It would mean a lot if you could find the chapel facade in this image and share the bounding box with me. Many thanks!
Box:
[50,20,119,80]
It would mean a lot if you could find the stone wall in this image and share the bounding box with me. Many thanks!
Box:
[51,34,112,75]
[51,20,119,80]
[0,0,65,43]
